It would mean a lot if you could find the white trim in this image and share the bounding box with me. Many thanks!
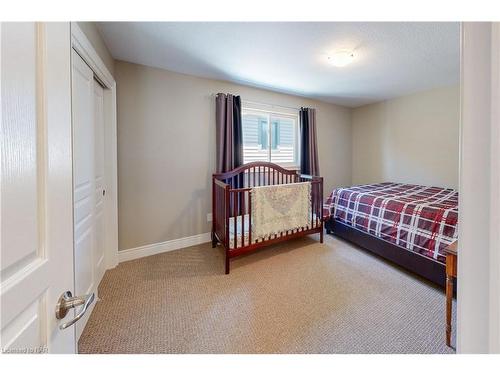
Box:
[70,23,113,89]
[70,22,119,271]
[118,233,212,263]
[489,22,500,353]
[458,22,500,353]
[103,82,119,270]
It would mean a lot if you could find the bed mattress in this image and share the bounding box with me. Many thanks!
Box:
[323,182,458,263]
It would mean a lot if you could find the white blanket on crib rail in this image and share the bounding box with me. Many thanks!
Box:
[250,182,311,242]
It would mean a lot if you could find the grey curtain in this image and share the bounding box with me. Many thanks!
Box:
[215,93,243,173]
[299,107,320,176]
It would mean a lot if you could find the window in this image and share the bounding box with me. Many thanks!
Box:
[242,105,299,168]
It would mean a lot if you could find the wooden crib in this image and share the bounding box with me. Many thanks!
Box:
[212,161,324,274]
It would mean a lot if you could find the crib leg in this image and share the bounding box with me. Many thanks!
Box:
[211,232,217,248]
[225,253,230,274]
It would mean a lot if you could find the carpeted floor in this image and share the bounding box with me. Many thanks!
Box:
[78,234,456,354]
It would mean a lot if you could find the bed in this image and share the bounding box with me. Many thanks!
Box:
[323,182,458,286]
[212,162,324,274]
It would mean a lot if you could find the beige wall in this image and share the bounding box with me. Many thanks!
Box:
[352,86,460,189]
[77,22,114,75]
[115,60,352,250]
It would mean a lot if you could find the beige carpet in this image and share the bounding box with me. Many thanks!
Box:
[78,234,456,354]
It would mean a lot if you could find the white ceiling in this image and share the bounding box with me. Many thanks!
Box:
[97,22,460,107]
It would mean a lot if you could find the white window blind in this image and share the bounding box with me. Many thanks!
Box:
[241,103,299,168]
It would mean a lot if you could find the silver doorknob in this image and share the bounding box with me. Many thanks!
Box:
[55,291,95,330]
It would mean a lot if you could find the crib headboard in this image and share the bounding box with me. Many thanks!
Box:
[213,161,300,188]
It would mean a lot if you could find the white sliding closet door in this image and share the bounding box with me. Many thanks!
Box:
[71,50,106,340]
[93,80,106,286]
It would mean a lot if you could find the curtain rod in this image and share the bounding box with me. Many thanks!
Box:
[211,93,303,112]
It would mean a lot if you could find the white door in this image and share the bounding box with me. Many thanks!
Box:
[1,22,84,353]
[71,50,95,340]
[93,80,106,285]
[71,51,106,340]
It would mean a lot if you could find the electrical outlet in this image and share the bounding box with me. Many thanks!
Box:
[207,213,213,222]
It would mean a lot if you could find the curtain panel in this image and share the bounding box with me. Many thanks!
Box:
[299,107,320,176]
[215,93,243,173]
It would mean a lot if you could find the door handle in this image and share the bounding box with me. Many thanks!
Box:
[55,291,95,330]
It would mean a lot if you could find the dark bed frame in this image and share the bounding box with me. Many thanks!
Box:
[325,217,446,288]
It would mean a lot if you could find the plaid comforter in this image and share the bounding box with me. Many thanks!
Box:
[323,183,458,263]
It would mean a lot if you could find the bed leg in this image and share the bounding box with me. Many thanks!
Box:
[320,223,324,244]
[225,253,230,275]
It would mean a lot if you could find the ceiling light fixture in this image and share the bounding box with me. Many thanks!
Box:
[327,50,355,67]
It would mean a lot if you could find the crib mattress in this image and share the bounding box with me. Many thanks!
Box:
[228,214,320,249]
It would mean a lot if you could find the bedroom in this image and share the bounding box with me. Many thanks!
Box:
[82,22,460,353]
[1,4,500,365]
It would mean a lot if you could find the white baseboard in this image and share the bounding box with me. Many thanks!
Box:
[118,232,211,263]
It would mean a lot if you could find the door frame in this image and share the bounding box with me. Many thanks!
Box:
[458,22,500,353]
[71,23,118,272]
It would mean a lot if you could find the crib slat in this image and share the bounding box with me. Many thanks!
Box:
[233,191,237,249]
[316,182,319,228]
[316,182,319,227]
[220,187,223,236]
[317,182,320,227]
[225,185,230,250]
[248,192,252,245]
[311,183,314,228]
[315,182,319,228]
[242,193,246,247]
[313,182,316,228]
[214,184,217,237]
[218,187,220,235]
[314,184,318,227]
[218,187,221,237]
[221,187,223,242]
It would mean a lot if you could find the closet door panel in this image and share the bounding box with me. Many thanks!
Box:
[93,80,106,282]
[71,50,95,340]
